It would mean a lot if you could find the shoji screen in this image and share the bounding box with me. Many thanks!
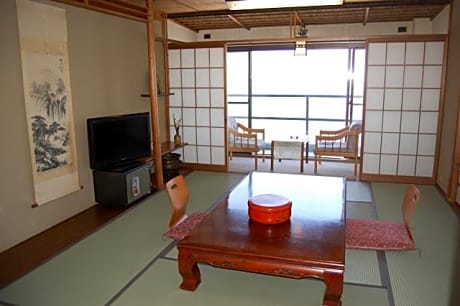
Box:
[168,46,226,168]
[362,38,446,182]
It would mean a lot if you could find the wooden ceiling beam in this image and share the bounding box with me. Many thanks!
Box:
[90,0,147,15]
[363,7,370,25]
[294,11,304,26]
[174,0,199,11]
[91,0,147,11]
[168,0,450,18]
[52,0,148,21]
[227,15,251,30]
[290,13,295,38]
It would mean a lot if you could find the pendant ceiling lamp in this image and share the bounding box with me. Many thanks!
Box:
[294,39,307,56]
[294,24,308,56]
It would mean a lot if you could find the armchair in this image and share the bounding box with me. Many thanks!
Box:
[314,121,361,176]
[227,117,266,170]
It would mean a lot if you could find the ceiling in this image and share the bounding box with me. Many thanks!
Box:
[149,0,450,32]
[53,1,450,32]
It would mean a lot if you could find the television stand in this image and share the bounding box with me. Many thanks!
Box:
[110,160,143,173]
[93,163,151,206]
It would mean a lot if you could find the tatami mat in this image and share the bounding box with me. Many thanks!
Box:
[342,284,389,306]
[0,193,175,306]
[345,250,381,286]
[113,259,325,306]
[185,171,246,211]
[112,259,388,306]
[1,173,458,306]
[372,183,460,306]
[0,171,245,306]
[343,201,382,286]
[346,181,373,203]
[346,201,374,218]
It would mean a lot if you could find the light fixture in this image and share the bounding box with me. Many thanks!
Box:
[294,39,307,56]
[226,0,343,10]
[294,24,308,56]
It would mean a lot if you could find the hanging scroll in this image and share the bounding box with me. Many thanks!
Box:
[17,0,80,206]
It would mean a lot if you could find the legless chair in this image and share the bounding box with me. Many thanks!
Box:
[163,175,208,240]
[346,184,420,250]
[402,184,421,241]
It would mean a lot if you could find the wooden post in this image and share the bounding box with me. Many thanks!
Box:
[161,13,171,142]
[146,0,164,189]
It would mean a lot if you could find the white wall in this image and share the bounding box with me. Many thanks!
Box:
[432,5,450,34]
[201,22,415,41]
[167,20,199,42]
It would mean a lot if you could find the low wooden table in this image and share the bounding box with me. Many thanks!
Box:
[271,135,309,172]
[177,172,346,306]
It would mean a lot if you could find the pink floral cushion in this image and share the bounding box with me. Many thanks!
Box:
[346,218,416,250]
[164,211,209,240]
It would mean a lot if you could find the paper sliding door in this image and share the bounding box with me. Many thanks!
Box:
[362,37,446,183]
[168,45,227,169]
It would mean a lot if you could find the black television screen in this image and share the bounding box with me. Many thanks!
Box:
[87,112,152,170]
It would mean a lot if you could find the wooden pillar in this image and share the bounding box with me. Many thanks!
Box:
[161,13,171,142]
[448,91,460,202]
[146,0,164,189]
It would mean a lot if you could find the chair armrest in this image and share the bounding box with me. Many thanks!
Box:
[229,128,258,141]
[319,126,349,136]
[316,129,360,143]
[237,123,265,140]
[315,128,360,153]
[316,130,349,142]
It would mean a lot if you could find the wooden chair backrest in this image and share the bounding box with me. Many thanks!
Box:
[165,175,189,229]
[402,184,420,240]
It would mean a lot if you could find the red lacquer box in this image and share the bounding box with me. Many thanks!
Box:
[248,194,292,224]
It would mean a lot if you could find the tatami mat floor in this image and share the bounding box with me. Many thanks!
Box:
[0,171,458,306]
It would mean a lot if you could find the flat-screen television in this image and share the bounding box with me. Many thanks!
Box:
[87,112,152,170]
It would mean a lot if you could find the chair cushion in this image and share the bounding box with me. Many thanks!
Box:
[349,121,362,132]
[347,121,362,152]
[256,139,266,150]
[164,211,209,240]
[228,116,238,130]
[346,218,416,250]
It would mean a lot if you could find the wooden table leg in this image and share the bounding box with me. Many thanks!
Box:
[322,270,343,306]
[178,249,201,291]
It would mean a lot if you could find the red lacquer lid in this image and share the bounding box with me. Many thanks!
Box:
[248,194,292,224]
[248,194,292,211]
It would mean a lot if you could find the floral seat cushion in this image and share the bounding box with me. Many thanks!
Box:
[346,218,416,250]
[164,211,209,240]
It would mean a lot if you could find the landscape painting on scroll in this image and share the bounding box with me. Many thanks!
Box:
[17,0,80,205]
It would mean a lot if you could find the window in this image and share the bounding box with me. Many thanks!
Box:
[227,45,365,144]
